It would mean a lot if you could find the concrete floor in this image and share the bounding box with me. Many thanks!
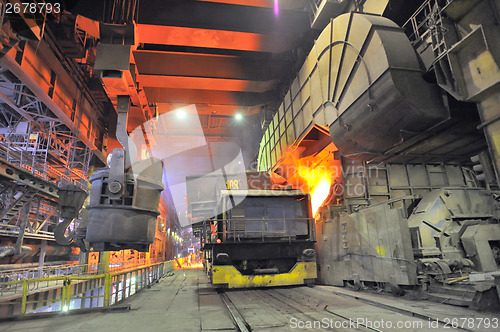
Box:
[0,269,234,332]
[1,269,499,332]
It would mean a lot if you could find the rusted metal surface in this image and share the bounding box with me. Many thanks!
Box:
[136,24,296,53]
[0,42,107,161]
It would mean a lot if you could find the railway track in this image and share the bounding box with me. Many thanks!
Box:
[218,287,386,331]
[218,286,475,331]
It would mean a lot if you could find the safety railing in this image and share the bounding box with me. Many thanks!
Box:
[0,134,87,187]
[0,259,158,296]
[0,263,100,285]
[0,261,174,317]
[402,0,453,43]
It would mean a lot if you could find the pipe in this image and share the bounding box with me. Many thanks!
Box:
[0,246,32,258]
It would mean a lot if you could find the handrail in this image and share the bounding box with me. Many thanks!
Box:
[0,134,88,186]
[0,261,175,316]
[402,0,452,44]
[201,218,316,244]
[0,259,157,285]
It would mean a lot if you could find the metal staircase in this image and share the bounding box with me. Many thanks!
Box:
[0,187,36,225]
[0,183,58,240]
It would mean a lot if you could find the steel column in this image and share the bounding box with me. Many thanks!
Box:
[14,200,32,255]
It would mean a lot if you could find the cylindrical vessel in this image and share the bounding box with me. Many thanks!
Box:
[86,157,164,252]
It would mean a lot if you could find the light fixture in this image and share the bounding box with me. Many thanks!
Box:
[235,113,243,121]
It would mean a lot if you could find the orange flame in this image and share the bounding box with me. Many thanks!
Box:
[297,164,332,217]
[273,142,342,218]
[310,178,332,216]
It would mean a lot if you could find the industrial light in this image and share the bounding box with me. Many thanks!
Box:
[176,110,186,119]
[235,113,243,121]
[62,305,69,312]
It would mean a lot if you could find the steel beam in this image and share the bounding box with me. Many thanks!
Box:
[137,0,311,34]
[0,90,36,123]
[0,158,59,198]
[143,87,273,106]
[0,228,54,240]
[133,50,291,81]
[0,42,106,162]
[194,0,309,9]
[14,200,32,255]
[139,75,275,93]
[35,206,57,233]
[136,24,296,53]
[156,103,248,116]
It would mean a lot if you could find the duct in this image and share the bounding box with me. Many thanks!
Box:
[257,12,453,171]
[0,245,32,258]
[326,13,449,161]
[0,245,72,258]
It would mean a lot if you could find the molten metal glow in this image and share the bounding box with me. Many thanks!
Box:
[310,178,331,217]
[297,164,332,217]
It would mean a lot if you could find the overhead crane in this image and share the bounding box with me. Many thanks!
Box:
[0,0,498,314]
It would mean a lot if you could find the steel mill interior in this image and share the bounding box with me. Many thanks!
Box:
[0,0,500,331]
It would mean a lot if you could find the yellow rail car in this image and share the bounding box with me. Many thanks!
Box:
[198,188,317,289]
